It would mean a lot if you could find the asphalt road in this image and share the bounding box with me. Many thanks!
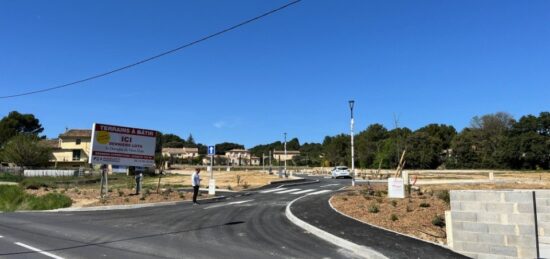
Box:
[0,176,357,259]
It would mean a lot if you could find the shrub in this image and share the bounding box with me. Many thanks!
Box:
[390,200,398,207]
[124,198,130,202]
[368,204,379,213]
[0,185,27,211]
[342,197,348,201]
[23,193,72,210]
[20,177,58,190]
[347,191,357,196]
[419,202,431,208]
[179,192,185,199]
[390,214,398,221]
[436,190,450,204]
[0,173,24,182]
[227,185,233,191]
[118,189,124,197]
[406,205,413,212]
[432,215,445,227]
[242,182,250,189]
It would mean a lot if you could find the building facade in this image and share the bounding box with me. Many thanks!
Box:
[162,147,199,160]
[273,150,300,161]
[43,129,92,167]
[225,149,252,166]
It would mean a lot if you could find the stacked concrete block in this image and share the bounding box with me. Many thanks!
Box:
[446,190,550,259]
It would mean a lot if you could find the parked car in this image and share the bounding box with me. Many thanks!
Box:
[331,166,350,179]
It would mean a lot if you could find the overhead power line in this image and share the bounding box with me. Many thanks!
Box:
[1,0,302,99]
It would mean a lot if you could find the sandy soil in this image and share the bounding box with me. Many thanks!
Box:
[331,181,550,245]
[331,185,449,245]
[25,171,278,208]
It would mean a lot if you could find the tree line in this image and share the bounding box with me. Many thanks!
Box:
[1,110,548,170]
[321,112,549,170]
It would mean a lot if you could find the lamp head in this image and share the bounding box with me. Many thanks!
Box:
[349,100,355,110]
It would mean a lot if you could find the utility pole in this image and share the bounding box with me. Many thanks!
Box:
[349,100,355,186]
[262,153,265,172]
[269,150,272,174]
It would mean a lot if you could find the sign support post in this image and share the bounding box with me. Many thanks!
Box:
[208,146,216,195]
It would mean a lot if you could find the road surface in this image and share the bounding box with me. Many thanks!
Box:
[0,176,355,259]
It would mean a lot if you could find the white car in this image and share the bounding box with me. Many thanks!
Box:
[331,166,351,179]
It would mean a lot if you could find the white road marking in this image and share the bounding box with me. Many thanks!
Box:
[0,235,3,238]
[260,188,287,193]
[290,189,317,194]
[274,188,301,194]
[308,190,331,195]
[14,242,64,259]
[320,184,339,187]
[204,200,253,209]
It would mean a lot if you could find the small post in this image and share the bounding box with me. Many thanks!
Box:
[269,150,272,174]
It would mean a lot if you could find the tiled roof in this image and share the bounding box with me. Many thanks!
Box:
[226,149,249,153]
[273,150,300,154]
[162,147,199,154]
[40,139,60,149]
[59,129,92,138]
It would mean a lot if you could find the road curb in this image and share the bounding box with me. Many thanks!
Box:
[18,195,228,212]
[285,196,388,259]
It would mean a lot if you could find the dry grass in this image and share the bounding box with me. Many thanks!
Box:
[152,170,280,191]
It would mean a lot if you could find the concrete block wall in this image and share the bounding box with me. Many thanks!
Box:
[446,190,550,259]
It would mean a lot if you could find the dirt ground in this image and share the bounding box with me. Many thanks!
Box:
[25,171,278,208]
[153,170,280,191]
[331,181,550,245]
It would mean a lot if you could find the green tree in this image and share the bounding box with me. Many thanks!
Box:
[0,111,44,147]
[299,142,323,166]
[405,131,441,169]
[355,124,388,168]
[322,134,350,167]
[1,134,51,167]
[502,112,550,169]
[215,142,244,155]
[449,112,515,169]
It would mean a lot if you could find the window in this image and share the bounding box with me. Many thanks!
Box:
[72,150,81,161]
[76,138,81,145]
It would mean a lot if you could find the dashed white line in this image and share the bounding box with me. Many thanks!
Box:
[308,190,331,195]
[290,189,317,194]
[0,235,3,238]
[260,188,287,193]
[274,188,301,194]
[14,242,64,259]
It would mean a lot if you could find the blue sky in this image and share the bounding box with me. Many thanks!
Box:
[1,0,549,148]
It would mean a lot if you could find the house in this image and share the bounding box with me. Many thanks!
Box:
[43,129,92,167]
[225,149,252,166]
[273,150,300,161]
[250,156,260,166]
[162,147,199,160]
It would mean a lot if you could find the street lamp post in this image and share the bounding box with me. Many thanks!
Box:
[284,132,288,178]
[349,100,355,186]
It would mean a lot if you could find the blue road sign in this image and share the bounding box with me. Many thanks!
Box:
[208,146,215,156]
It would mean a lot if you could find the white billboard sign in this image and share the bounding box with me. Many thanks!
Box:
[89,123,157,167]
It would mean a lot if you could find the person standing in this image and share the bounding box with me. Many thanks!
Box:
[191,168,201,205]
